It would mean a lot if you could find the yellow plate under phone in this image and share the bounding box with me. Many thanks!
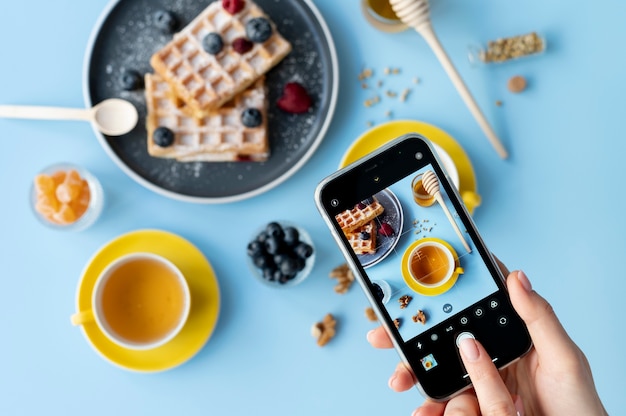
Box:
[339,120,481,214]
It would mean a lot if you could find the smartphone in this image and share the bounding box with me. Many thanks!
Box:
[314,134,532,401]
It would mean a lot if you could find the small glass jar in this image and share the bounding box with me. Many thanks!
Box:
[361,0,407,33]
[247,221,316,288]
[30,163,104,232]
[468,32,546,65]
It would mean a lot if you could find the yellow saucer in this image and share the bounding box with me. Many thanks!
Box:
[73,229,220,372]
[401,238,462,296]
[339,120,481,214]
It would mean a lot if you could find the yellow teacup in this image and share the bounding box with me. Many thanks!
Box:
[71,252,190,350]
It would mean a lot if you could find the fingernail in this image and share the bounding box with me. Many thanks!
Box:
[412,408,422,416]
[517,270,532,292]
[366,329,375,343]
[514,395,525,416]
[388,372,397,390]
[458,337,480,361]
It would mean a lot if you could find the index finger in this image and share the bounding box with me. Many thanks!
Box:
[457,334,517,416]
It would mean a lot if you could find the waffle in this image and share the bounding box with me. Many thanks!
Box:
[145,73,269,161]
[335,198,385,233]
[150,0,292,117]
[346,221,378,255]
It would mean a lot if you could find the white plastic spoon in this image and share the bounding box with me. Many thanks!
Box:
[422,170,472,253]
[0,98,138,136]
[389,0,508,159]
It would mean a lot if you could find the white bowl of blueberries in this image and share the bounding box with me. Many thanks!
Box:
[247,221,315,287]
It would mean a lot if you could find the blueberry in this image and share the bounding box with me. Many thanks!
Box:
[120,69,143,91]
[359,231,371,240]
[279,257,299,276]
[265,222,284,239]
[372,283,384,301]
[247,240,264,257]
[153,127,175,147]
[294,242,313,260]
[273,253,290,266]
[283,226,300,246]
[253,253,273,269]
[245,17,273,43]
[262,267,276,281]
[264,236,283,255]
[202,32,224,55]
[154,10,178,33]
[241,108,263,128]
[256,230,269,244]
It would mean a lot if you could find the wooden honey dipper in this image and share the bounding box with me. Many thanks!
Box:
[421,170,472,253]
[388,0,508,159]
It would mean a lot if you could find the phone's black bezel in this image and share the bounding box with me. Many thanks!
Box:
[316,134,532,400]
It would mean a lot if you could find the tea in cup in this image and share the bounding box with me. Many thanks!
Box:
[407,241,462,288]
[411,173,436,207]
[71,252,191,350]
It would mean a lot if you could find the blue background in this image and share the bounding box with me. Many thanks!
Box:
[1,0,624,414]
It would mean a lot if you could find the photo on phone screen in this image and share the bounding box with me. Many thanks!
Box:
[333,163,497,345]
[316,134,531,400]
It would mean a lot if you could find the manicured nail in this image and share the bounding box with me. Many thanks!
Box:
[458,337,480,361]
[412,408,422,416]
[514,394,525,416]
[388,373,397,390]
[517,270,532,292]
[366,329,375,343]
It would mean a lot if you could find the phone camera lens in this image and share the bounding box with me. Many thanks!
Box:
[331,199,339,207]
[415,152,423,160]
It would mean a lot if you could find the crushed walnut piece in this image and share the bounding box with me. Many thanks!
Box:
[398,295,413,309]
[365,307,378,322]
[329,263,355,294]
[393,318,401,329]
[412,310,427,324]
[311,313,337,347]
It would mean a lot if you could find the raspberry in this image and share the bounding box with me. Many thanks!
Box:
[222,0,245,15]
[232,37,253,54]
[379,223,394,237]
[277,82,312,114]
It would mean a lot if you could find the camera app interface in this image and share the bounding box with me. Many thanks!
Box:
[334,165,498,348]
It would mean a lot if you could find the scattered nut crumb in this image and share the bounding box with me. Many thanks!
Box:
[365,307,378,322]
[412,310,427,324]
[311,313,336,347]
[399,295,413,309]
[366,121,374,127]
[413,77,420,84]
[508,75,527,93]
[329,263,355,294]
[393,318,401,329]
[495,100,503,107]
[358,68,373,81]
[399,88,411,102]
[361,82,369,89]
[385,110,393,118]
[364,95,380,107]
[385,90,397,98]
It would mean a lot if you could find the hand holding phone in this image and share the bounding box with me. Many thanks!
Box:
[315,134,532,401]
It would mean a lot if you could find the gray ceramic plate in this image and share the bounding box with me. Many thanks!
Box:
[83,0,338,203]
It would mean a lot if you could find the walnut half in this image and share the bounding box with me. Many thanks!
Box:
[329,263,354,294]
[311,313,337,347]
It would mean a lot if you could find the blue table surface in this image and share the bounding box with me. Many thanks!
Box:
[1,0,624,414]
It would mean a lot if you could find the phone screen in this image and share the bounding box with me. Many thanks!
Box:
[316,135,531,400]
